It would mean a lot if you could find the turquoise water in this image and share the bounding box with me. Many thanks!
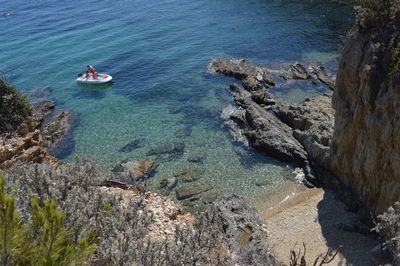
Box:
[0,0,354,208]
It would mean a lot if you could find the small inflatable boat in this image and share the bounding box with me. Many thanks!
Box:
[76,73,112,84]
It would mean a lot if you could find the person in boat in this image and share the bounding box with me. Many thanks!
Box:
[86,65,98,79]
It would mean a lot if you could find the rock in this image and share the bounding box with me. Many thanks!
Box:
[278,62,335,89]
[173,166,204,182]
[174,128,192,138]
[31,100,55,124]
[251,89,276,106]
[272,93,335,169]
[0,124,48,169]
[233,88,308,166]
[255,179,271,187]
[175,184,213,200]
[119,139,144,153]
[146,141,185,157]
[211,59,275,91]
[330,8,400,214]
[213,195,267,247]
[30,87,52,100]
[42,111,73,150]
[187,152,206,163]
[159,177,178,190]
[112,160,159,183]
[200,190,218,204]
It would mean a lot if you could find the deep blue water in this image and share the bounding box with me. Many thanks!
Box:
[0,0,354,208]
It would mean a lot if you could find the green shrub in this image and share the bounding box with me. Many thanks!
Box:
[0,78,31,133]
[391,48,400,76]
[356,0,393,29]
[0,176,95,265]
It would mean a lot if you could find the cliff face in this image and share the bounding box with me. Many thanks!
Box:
[330,2,400,214]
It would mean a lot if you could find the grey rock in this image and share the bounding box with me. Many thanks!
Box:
[112,160,158,183]
[173,166,204,182]
[42,111,73,150]
[146,141,185,156]
[175,184,213,200]
[119,139,144,153]
[159,177,178,190]
[211,59,275,91]
[187,152,207,163]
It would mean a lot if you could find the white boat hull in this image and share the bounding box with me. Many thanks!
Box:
[77,73,112,84]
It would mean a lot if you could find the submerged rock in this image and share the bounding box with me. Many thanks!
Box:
[146,141,185,157]
[42,111,74,151]
[31,100,55,124]
[175,184,213,200]
[173,165,205,182]
[187,152,207,163]
[159,177,178,190]
[112,160,159,183]
[119,138,144,153]
[174,128,192,138]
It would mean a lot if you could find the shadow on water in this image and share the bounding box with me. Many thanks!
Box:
[72,82,113,99]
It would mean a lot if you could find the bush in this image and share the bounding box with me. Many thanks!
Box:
[374,202,400,265]
[356,0,399,29]
[0,176,95,265]
[3,160,279,265]
[0,78,31,133]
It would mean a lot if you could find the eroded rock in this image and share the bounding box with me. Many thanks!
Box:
[175,184,213,200]
[112,160,159,183]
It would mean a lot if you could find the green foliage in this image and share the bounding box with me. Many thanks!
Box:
[391,48,400,75]
[0,78,31,133]
[0,176,95,265]
[357,0,393,28]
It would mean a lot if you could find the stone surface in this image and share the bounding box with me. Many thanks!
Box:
[211,59,275,91]
[119,138,144,153]
[42,111,74,150]
[272,92,335,169]
[112,160,159,183]
[278,62,335,89]
[229,84,308,166]
[173,166,204,182]
[330,8,400,214]
[175,184,213,200]
[146,141,185,156]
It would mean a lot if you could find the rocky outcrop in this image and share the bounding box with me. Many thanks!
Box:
[229,84,308,166]
[272,92,335,169]
[211,59,275,91]
[330,3,400,214]
[214,59,335,185]
[277,62,335,89]
[212,195,278,264]
[0,100,74,169]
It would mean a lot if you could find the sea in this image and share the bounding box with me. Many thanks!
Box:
[0,0,354,210]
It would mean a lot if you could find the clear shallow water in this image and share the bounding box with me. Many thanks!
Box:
[0,0,354,209]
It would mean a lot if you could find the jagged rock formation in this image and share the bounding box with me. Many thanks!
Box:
[272,92,335,169]
[213,59,335,185]
[0,100,73,169]
[330,1,400,215]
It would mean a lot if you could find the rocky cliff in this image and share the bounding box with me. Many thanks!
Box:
[330,1,400,214]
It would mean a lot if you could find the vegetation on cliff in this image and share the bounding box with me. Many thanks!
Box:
[0,78,31,133]
[357,0,395,28]
[0,176,94,265]
[3,160,278,265]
